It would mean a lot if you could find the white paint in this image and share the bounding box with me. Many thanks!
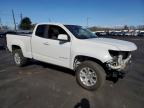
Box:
[6,23,137,70]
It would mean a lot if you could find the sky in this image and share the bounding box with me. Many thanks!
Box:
[0,0,144,28]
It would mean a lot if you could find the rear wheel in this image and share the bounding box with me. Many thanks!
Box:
[13,49,27,67]
[76,61,106,90]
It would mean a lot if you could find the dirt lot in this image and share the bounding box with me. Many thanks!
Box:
[0,37,144,108]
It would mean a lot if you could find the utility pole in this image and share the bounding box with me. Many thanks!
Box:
[86,17,90,28]
[0,18,2,29]
[20,13,23,21]
[0,18,1,24]
[12,9,16,31]
[49,18,51,22]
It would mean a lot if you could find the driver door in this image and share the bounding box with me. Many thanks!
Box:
[32,24,71,68]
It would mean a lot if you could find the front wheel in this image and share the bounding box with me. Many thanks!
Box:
[76,61,106,91]
[13,49,27,67]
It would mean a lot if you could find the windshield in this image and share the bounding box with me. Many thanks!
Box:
[65,25,97,39]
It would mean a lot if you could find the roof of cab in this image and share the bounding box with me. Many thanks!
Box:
[36,23,65,26]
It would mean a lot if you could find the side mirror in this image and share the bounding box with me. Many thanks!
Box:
[58,34,68,41]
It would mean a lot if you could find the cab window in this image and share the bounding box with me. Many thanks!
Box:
[48,25,68,40]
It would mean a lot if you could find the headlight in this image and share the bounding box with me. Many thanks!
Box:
[109,50,130,59]
[109,50,119,57]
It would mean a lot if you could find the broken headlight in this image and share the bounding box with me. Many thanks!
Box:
[109,50,130,59]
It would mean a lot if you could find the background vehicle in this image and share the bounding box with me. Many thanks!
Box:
[6,23,137,90]
[124,32,132,36]
[0,31,16,49]
[138,32,144,37]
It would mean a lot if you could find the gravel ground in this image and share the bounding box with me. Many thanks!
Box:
[0,37,144,108]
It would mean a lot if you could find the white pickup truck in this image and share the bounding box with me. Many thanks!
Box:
[7,23,137,90]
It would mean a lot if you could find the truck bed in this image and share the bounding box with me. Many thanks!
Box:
[9,33,32,37]
[6,34,32,58]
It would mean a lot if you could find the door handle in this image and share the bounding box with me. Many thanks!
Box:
[43,42,49,45]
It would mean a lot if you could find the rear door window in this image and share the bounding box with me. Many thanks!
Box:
[35,25,48,38]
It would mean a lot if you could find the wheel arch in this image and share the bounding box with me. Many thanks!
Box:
[73,55,105,70]
[12,45,21,52]
[11,42,26,57]
[11,45,25,57]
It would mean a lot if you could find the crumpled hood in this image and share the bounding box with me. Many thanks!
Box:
[84,38,137,51]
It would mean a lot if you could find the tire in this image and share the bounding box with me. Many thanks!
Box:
[76,61,106,91]
[13,49,27,67]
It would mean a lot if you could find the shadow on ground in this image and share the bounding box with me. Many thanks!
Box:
[74,98,90,108]
[27,60,75,76]
[26,60,122,84]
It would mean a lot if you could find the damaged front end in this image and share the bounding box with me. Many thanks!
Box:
[105,50,132,78]
[106,50,131,79]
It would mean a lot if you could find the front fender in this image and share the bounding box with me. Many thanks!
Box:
[70,47,112,69]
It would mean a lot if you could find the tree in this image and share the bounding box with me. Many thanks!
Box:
[88,26,98,31]
[2,25,9,30]
[137,25,144,30]
[31,23,37,30]
[19,17,32,30]
[123,25,129,30]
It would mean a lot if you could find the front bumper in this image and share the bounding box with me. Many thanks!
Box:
[106,54,131,72]
[106,58,132,78]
